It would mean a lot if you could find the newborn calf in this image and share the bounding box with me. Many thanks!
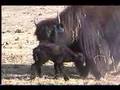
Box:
[30,43,85,81]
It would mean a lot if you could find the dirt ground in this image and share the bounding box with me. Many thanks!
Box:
[1,6,120,85]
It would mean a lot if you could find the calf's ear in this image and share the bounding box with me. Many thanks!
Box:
[34,17,39,27]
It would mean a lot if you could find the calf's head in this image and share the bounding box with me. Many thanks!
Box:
[34,16,64,43]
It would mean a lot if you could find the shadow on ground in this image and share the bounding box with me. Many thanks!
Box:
[1,64,81,80]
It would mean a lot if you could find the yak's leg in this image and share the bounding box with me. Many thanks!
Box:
[78,58,90,79]
[90,60,102,80]
[79,65,90,79]
[91,67,101,80]
[58,63,69,81]
[79,58,101,80]
[54,63,59,79]
[113,59,120,72]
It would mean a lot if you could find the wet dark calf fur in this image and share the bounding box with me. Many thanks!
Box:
[30,43,85,81]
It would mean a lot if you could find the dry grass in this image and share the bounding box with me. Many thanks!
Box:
[1,6,120,85]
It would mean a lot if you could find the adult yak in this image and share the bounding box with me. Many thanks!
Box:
[34,6,120,80]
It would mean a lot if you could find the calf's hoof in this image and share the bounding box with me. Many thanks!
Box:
[54,74,59,79]
[64,76,69,81]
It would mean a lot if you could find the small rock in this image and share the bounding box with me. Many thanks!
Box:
[18,45,22,49]
[38,13,42,16]
[15,37,19,41]
[2,31,5,33]
[6,42,9,45]
[30,20,33,22]
[6,30,11,33]
[15,29,23,33]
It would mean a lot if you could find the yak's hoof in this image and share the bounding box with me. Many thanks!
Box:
[79,73,88,79]
[95,72,101,80]
[95,74,101,80]
[80,76,86,80]
[64,76,69,81]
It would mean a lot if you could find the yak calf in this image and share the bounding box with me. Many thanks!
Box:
[30,43,85,81]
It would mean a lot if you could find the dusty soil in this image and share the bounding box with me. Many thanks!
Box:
[1,6,120,85]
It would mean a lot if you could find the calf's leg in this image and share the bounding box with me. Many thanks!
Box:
[30,63,37,80]
[54,63,59,79]
[58,63,69,81]
[36,62,43,78]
